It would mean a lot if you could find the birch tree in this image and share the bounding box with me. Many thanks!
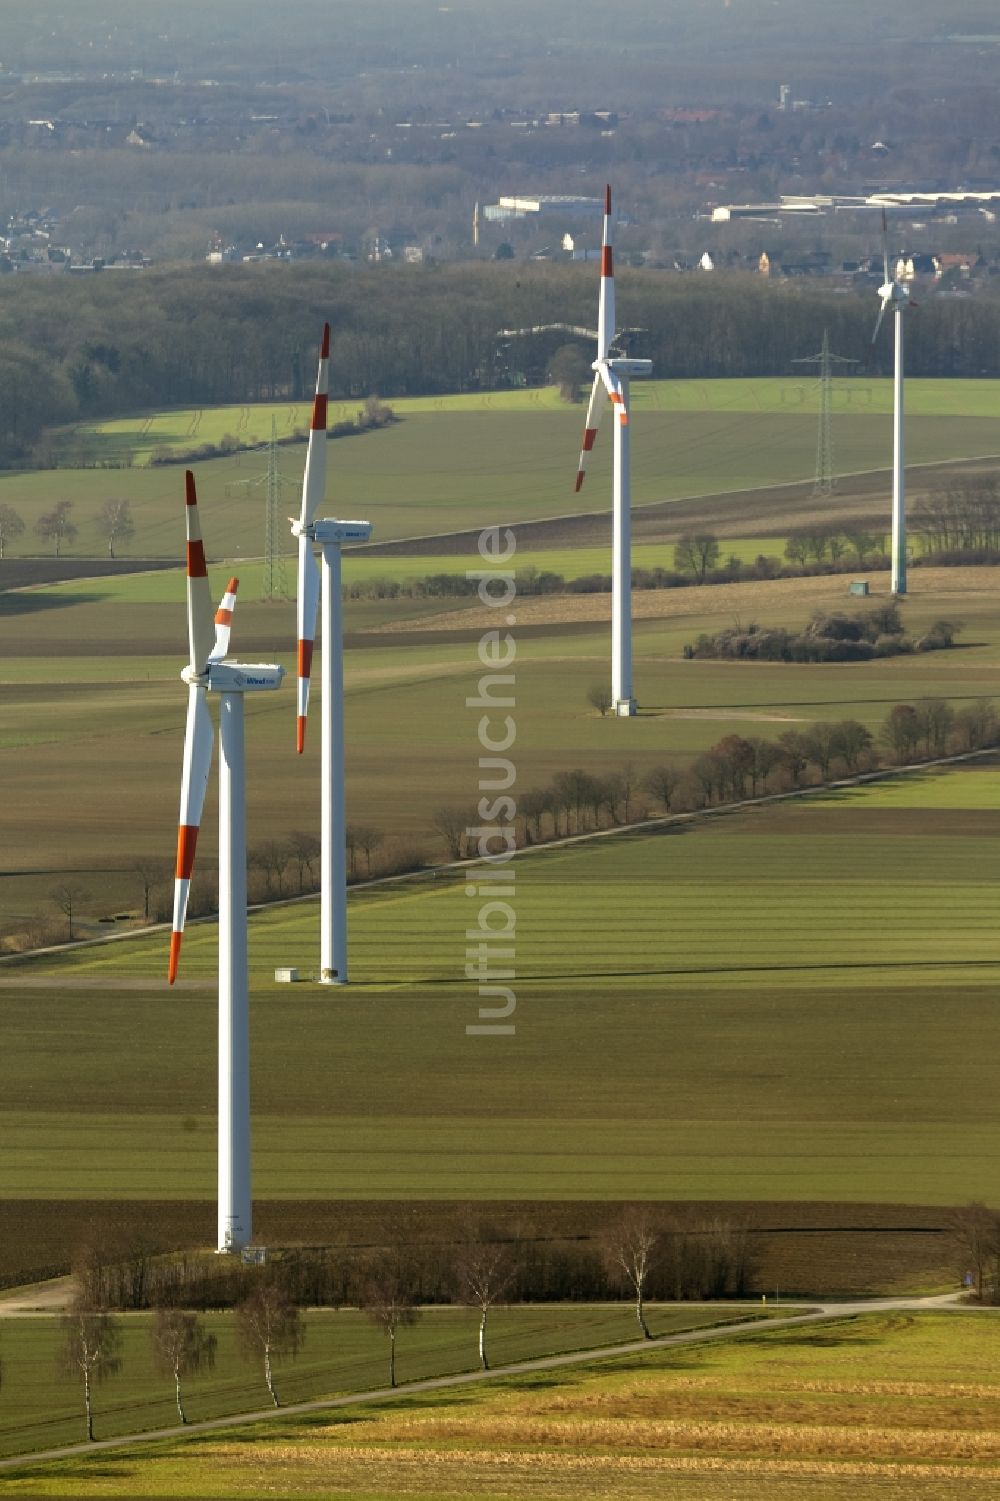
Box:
[237,1282,303,1407]
[600,1210,660,1339]
[152,1308,217,1424]
[362,1252,420,1388]
[453,1238,516,1371]
[59,1299,122,1442]
[0,503,24,559]
[97,499,135,559]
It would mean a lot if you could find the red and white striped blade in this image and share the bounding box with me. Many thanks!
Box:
[168,683,214,984]
[574,372,608,492]
[597,184,615,361]
[604,366,628,426]
[297,322,330,530]
[296,536,321,753]
[185,471,216,673]
[208,577,239,663]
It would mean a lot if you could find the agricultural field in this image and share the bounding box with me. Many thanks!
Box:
[0,377,998,559]
[0,1303,754,1461]
[0,559,996,934]
[3,1312,998,1499]
[1,763,997,1227]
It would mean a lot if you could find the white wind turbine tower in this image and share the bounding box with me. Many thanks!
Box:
[872,208,915,595]
[290,324,372,984]
[574,185,652,716]
[168,471,285,1253]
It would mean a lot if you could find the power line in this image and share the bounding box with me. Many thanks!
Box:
[792,329,857,497]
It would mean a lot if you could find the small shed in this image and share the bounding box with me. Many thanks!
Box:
[274,967,300,984]
[848,580,870,597]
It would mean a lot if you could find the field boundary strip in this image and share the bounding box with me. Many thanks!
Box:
[0,745,994,971]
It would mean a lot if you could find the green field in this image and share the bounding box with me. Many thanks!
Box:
[0,1303,751,1461]
[4,1312,998,1499]
[1,763,997,1204]
[0,564,997,935]
[1,376,997,560]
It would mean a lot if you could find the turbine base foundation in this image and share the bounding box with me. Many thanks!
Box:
[613,697,637,718]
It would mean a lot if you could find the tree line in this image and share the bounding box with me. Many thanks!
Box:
[434,695,999,858]
[2,262,1000,463]
[5,693,995,953]
[46,1204,752,1439]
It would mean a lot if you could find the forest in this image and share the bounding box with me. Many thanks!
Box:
[1,262,999,464]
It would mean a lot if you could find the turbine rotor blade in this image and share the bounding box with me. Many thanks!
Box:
[208,578,239,663]
[168,683,214,984]
[298,322,330,530]
[881,207,890,285]
[574,372,608,492]
[597,184,615,360]
[871,298,888,345]
[185,471,216,673]
[296,537,321,752]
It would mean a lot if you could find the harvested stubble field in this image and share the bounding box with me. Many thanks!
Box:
[3,1313,999,1499]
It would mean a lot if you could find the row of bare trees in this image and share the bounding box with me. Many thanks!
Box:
[432,698,1000,860]
[912,475,1000,557]
[0,499,136,559]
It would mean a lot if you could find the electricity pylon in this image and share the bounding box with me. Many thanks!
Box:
[792,330,857,497]
[261,417,291,601]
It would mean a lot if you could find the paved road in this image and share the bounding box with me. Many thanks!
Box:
[0,1290,987,1475]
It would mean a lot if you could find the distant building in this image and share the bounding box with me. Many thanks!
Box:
[483,194,604,224]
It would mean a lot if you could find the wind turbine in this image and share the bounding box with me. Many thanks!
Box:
[872,208,915,596]
[574,185,652,716]
[168,471,285,1254]
[291,324,372,984]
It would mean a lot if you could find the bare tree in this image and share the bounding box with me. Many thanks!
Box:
[776,730,809,786]
[747,736,782,794]
[643,764,679,813]
[801,722,840,780]
[132,858,169,922]
[152,1309,217,1423]
[519,788,550,844]
[362,1252,421,1388]
[949,1202,1000,1301]
[287,831,321,892]
[616,762,640,823]
[432,806,469,860]
[49,882,89,941]
[97,499,135,559]
[674,532,720,582]
[952,698,999,752]
[59,1297,122,1441]
[830,720,874,774]
[237,1282,304,1407]
[587,683,613,717]
[249,840,290,897]
[452,1238,516,1371]
[355,826,385,877]
[880,703,922,764]
[916,697,955,757]
[35,500,77,557]
[0,503,24,559]
[600,1210,659,1339]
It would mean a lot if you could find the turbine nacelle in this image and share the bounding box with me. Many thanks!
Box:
[599,357,654,378]
[312,518,374,545]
